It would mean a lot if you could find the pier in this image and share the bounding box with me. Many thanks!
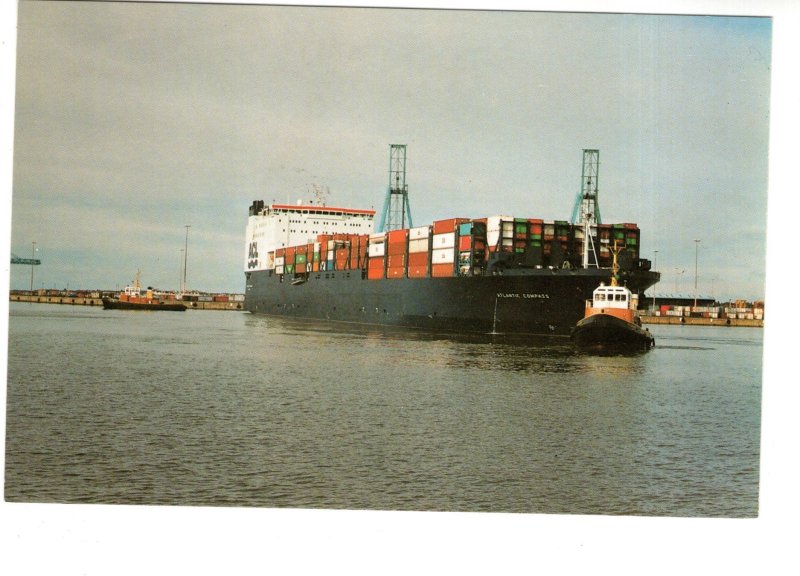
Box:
[9,292,245,311]
[640,315,763,328]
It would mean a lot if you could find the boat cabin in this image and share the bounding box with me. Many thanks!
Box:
[591,283,632,310]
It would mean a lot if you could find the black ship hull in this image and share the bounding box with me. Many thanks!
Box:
[244,267,659,337]
[570,313,655,352]
[102,298,187,311]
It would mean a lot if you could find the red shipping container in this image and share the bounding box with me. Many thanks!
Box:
[407,252,429,267]
[408,266,428,278]
[387,229,408,244]
[432,218,469,234]
[386,267,405,278]
[387,242,407,256]
[431,263,454,277]
[459,236,472,251]
[367,257,385,279]
[387,254,406,268]
[275,248,285,258]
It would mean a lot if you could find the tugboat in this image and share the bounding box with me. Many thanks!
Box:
[102,271,187,311]
[571,244,655,353]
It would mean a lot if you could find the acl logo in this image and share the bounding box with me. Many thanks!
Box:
[247,242,259,269]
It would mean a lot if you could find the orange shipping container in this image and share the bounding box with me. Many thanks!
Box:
[386,267,405,278]
[387,254,406,268]
[432,218,469,234]
[387,229,409,244]
[407,252,429,267]
[387,241,407,256]
[408,266,428,278]
[431,263,454,277]
[367,257,385,279]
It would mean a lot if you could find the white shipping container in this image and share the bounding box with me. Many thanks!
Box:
[487,215,514,232]
[487,230,500,248]
[410,225,431,240]
[432,247,455,264]
[432,232,456,249]
[409,238,430,253]
[370,233,386,243]
[274,256,285,266]
[368,243,386,257]
[275,265,284,274]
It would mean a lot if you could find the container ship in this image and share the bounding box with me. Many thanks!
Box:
[243,149,659,336]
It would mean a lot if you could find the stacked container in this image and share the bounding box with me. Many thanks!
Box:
[408,225,431,278]
[386,229,409,278]
[431,218,468,277]
[457,220,488,276]
[367,232,386,279]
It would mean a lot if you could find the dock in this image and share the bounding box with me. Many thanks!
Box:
[9,293,245,311]
[640,315,763,328]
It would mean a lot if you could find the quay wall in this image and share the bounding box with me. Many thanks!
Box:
[9,294,244,311]
[640,315,763,328]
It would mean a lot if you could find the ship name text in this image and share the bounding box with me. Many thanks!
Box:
[496,292,550,299]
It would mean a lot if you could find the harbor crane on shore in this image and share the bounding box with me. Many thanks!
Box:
[11,253,41,266]
[571,149,602,226]
[378,144,413,232]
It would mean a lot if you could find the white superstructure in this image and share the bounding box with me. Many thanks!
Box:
[244,200,375,272]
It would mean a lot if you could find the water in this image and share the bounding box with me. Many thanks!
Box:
[4,302,762,517]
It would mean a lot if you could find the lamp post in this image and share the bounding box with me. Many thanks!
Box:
[182,225,191,294]
[675,267,684,294]
[652,250,659,311]
[179,248,184,293]
[694,239,701,308]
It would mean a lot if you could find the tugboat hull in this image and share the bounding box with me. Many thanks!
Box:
[571,312,654,353]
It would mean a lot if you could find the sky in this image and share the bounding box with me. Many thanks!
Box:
[3,1,777,301]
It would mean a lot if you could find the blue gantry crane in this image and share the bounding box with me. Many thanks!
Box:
[378,144,413,232]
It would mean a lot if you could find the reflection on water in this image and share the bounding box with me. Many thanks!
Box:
[6,304,761,517]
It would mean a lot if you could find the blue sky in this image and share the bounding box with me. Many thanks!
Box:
[4,2,775,300]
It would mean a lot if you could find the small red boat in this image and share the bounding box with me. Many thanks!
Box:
[102,271,186,311]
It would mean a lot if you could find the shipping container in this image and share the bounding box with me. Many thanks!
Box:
[432,232,456,249]
[432,246,455,264]
[432,218,469,234]
[368,242,386,258]
[367,257,385,280]
[409,238,430,253]
[410,225,431,240]
[407,252,429,267]
[431,263,454,277]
